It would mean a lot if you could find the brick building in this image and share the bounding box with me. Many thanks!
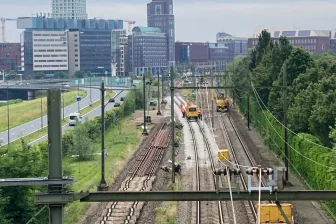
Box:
[0,43,21,72]
[248,27,330,54]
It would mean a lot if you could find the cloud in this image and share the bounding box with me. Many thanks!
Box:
[0,0,336,43]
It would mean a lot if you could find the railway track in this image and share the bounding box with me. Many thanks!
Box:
[175,95,224,224]
[96,123,171,224]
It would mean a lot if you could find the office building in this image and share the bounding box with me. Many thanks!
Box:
[329,31,336,54]
[175,42,209,63]
[128,26,168,76]
[248,27,330,54]
[18,17,123,77]
[216,32,248,58]
[21,30,68,76]
[0,43,21,72]
[52,0,88,19]
[112,29,128,76]
[208,43,231,63]
[147,0,175,67]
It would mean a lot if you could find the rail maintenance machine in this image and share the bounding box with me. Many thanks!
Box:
[216,92,230,112]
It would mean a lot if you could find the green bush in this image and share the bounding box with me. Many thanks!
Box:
[235,95,336,215]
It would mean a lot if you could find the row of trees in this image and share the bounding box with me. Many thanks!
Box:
[0,87,143,223]
[226,30,336,214]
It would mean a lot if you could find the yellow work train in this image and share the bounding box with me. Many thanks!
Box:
[185,103,199,121]
[216,92,229,112]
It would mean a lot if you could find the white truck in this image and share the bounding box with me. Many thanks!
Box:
[69,112,82,126]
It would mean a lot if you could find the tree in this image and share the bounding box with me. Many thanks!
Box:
[69,120,96,161]
[0,139,48,224]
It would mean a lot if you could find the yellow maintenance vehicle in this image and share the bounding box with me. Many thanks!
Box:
[185,100,199,121]
[215,92,229,112]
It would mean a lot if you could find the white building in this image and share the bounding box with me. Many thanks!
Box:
[31,30,68,72]
[52,0,87,19]
[112,29,128,76]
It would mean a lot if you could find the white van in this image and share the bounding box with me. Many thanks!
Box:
[69,113,82,126]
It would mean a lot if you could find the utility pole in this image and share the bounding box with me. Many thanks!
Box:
[41,84,43,130]
[170,67,175,183]
[98,81,108,191]
[142,74,148,135]
[157,70,162,115]
[211,68,214,129]
[77,79,80,112]
[47,89,63,224]
[283,64,291,185]
[90,76,92,105]
[6,83,9,150]
[247,72,251,130]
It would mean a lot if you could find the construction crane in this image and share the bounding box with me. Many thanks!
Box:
[124,20,136,34]
[1,18,17,43]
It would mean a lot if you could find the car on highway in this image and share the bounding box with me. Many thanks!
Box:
[120,97,124,101]
[109,98,115,103]
[69,112,82,126]
[114,102,121,107]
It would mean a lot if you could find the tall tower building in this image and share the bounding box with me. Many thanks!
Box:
[52,0,88,19]
[147,0,175,67]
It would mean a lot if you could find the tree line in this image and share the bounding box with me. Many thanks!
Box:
[225,30,336,214]
[0,87,143,223]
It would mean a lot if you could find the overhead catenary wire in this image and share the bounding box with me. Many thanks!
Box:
[250,82,333,151]
[257,168,262,224]
[250,84,330,168]
[226,166,237,224]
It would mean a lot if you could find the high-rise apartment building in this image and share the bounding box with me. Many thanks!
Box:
[52,0,87,19]
[147,0,175,67]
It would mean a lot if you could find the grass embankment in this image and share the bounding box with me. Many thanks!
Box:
[155,175,181,224]
[64,116,142,224]
[0,90,87,132]
[0,91,115,151]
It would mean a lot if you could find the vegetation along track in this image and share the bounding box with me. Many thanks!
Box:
[96,123,171,224]
[175,95,224,224]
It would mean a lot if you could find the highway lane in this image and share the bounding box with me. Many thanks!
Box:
[28,90,129,146]
[0,87,102,145]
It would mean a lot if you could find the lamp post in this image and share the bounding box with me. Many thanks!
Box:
[6,82,9,150]
[142,74,148,135]
[89,76,92,105]
[77,78,80,112]
[157,70,162,115]
[98,81,113,191]
[62,82,65,120]
[40,84,43,130]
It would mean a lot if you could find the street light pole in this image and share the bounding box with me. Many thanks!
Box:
[142,74,148,135]
[157,70,162,115]
[77,78,80,112]
[6,83,9,151]
[41,84,43,130]
[98,81,108,191]
[90,76,92,105]
[62,86,65,120]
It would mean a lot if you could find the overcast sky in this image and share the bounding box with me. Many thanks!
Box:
[0,0,335,43]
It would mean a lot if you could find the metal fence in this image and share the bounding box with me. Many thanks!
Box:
[69,77,132,87]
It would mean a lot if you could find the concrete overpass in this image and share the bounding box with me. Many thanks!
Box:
[0,84,132,101]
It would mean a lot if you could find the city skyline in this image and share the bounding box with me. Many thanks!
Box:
[0,0,336,43]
